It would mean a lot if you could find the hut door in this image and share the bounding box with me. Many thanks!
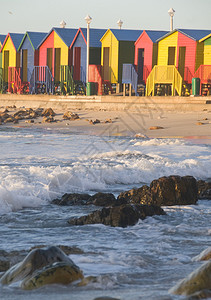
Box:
[54,48,61,83]
[74,47,81,81]
[103,47,110,81]
[47,48,53,74]
[22,49,28,82]
[178,47,186,78]
[3,51,9,82]
[138,48,144,83]
[168,47,176,65]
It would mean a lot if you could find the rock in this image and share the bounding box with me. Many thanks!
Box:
[197,180,211,200]
[104,119,112,123]
[29,245,84,255]
[52,193,91,205]
[87,192,117,206]
[68,204,166,228]
[149,175,198,206]
[169,260,211,296]
[149,126,164,130]
[186,289,211,299]
[0,112,11,121]
[118,176,198,206]
[41,108,55,117]
[90,119,100,125]
[4,117,15,123]
[196,122,204,125]
[21,261,83,290]
[192,247,211,262]
[0,258,10,272]
[118,185,152,205]
[42,116,55,123]
[63,111,80,120]
[0,246,83,289]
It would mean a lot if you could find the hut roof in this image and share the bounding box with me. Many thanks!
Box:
[8,33,24,50]
[103,29,143,42]
[157,29,211,42]
[18,32,47,51]
[72,28,107,48]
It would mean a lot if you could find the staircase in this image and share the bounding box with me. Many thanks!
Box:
[60,65,75,95]
[194,65,211,95]
[122,64,138,96]
[146,65,183,96]
[88,65,114,95]
[29,66,54,94]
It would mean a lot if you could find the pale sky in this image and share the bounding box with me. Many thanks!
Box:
[1,0,211,34]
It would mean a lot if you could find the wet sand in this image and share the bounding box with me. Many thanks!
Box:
[2,106,211,140]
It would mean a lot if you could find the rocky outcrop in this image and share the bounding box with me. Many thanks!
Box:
[0,246,83,289]
[63,111,80,120]
[68,204,165,228]
[197,180,211,200]
[87,192,119,206]
[186,289,211,299]
[52,192,125,207]
[192,247,211,262]
[52,193,91,205]
[41,108,55,117]
[169,260,211,296]
[118,176,198,206]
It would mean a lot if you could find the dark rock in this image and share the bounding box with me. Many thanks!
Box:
[0,246,83,289]
[87,192,117,206]
[187,289,211,299]
[52,193,91,205]
[169,260,211,296]
[63,111,80,120]
[150,175,198,206]
[41,108,55,117]
[68,204,166,228]
[197,180,211,200]
[93,297,121,300]
[0,258,10,272]
[117,185,152,205]
[118,176,198,206]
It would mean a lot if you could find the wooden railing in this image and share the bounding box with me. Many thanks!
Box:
[122,64,138,96]
[29,66,54,94]
[194,65,211,84]
[8,67,22,93]
[0,68,3,93]
[89,65,103,95]
[60,65,74,95]
[146,65,182,96]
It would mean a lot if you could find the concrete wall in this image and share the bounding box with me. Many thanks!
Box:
[0,94,211,112]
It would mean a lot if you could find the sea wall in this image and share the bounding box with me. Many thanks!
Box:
[0,94,211,112]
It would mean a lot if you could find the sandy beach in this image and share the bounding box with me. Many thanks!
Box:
[1,105,211,141]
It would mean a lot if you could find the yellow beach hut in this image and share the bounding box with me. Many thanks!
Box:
[0,33,24,83]
[100,29,142,90]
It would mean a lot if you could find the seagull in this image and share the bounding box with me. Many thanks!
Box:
[8,11,13,15]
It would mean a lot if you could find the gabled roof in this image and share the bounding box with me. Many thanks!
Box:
[101,29,143,42]
[38,27,78,48]
[0,33,24,52]
[145,30,169,43]
[135,30,169,45]
[70,28,107,48]
[0,34,6,46]
[157,29,211,42]
[199,33,211,43]
[18,31,47,51]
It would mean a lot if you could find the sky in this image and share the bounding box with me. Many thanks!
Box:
[1,0,211,35]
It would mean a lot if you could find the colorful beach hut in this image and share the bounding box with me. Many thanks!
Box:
[18,31,47,84]
[0,35,6,67]
[70,28,106,83]
[0,33,24,82]
[38,27,78,83]
[100,29,142,89]
[193,33,211,95]
[134,30,168,83]
[156,29,211,83]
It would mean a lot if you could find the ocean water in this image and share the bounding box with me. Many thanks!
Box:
[0,126,210,300]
